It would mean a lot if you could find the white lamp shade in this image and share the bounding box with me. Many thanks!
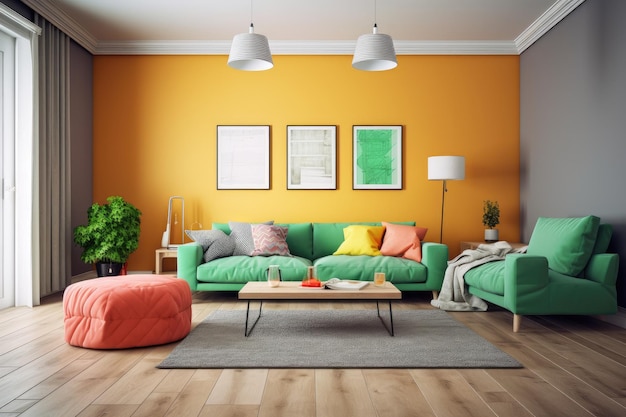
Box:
[428,156,465,180]
[228,31,273,71]
[352,30,397,71]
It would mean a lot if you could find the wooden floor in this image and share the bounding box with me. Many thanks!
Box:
[0,291,625,417]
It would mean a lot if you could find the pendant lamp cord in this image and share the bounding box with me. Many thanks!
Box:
[374,0,377,25]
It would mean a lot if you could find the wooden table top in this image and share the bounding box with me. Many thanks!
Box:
[238,281,402,300]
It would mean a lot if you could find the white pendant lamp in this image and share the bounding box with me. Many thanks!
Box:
[352,23,397,71]
[228,24,273,71]
[228,2,273,71]
[352,0,397,71]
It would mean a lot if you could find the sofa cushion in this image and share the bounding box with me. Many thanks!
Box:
[380,221,428,262]
[334,225,385,256]
[197,255,311,283]
[314,254,427,283]
[526,216,600,276]
[251,224,291,256]
[464,261,506,296]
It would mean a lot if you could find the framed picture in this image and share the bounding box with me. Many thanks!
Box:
[353,125,403,190]
[287,125,337,189]
[217,125,270,189]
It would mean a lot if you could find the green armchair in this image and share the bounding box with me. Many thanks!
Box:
[464,216,619,332]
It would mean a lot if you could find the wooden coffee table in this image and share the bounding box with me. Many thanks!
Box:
[238,281,402,337]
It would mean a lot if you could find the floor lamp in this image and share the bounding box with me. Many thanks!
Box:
[428,156,465,243]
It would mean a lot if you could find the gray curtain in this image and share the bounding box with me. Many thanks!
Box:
[35,14,71,296]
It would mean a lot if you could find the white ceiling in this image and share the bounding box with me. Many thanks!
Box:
[22,0,585,55]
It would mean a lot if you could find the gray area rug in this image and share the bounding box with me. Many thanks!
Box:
[158,309,522,369]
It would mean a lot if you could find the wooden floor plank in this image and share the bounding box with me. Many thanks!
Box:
[0,344,92,408]
[130,392,178,417]
[315,369,377,417]
[363,369,436,417]
[258,369,316,417]
[199,404,260,417]
[76,404,138,417]
[18,358,99,400]
[411,369,497,417]
[459,369,534,417]
[153,369,195,393]
[17,350,145,417]
[94,357,168,405]
[163,370,221,417]
[206,369,268,405]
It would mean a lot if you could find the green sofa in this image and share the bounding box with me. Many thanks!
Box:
[177,222,448,296]
[464,216,619,332]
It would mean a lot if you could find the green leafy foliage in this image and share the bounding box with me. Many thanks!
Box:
[482,200,500,229]
[73,196,142,264]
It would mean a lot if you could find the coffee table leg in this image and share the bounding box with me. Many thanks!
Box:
[376,301,395,336]
[245,300,263,337]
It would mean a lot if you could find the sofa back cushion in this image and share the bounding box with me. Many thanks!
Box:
[277,223,314,260]
[592,224,612,254]
[526,215,600,276]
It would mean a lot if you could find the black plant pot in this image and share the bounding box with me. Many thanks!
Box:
[96,261,123,277]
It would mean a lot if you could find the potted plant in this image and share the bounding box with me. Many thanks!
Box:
[74,196,142,276]
[482,200,500,242]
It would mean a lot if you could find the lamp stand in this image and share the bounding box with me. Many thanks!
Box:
[439,180,448,244]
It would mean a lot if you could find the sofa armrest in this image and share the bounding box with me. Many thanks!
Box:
[584,253,619,286]
[177,242,203,291]
[420,242,449,290]
[503,254,549,310]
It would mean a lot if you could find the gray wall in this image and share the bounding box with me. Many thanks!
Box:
[520,0,626,307]
[70,40,93,276]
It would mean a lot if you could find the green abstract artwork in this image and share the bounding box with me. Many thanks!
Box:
[353,126,402,189]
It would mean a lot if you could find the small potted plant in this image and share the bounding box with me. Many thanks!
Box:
[74,196,142,276]
[482,200,500,242]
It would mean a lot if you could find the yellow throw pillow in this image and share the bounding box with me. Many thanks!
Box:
[333,225,385,256]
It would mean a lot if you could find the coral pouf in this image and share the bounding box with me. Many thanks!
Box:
[63,275,192,349]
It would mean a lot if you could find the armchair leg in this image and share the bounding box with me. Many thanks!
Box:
[513,314,522,332]
[432,290,439,300]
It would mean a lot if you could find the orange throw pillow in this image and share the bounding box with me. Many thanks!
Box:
[380,222,428,262]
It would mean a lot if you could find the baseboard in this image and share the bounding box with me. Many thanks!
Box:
[595,307,626,329]
[71,270,97,283]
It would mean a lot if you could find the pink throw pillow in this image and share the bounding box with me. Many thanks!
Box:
[251,224,291,256]
[380,222,428,262]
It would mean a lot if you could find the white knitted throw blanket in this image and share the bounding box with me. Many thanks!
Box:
[431,241,527,311]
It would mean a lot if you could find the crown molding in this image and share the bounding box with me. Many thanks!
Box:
[21,0,97,53]
[95,40,519,56]
[515,0,586,53]
[22,0,585,56]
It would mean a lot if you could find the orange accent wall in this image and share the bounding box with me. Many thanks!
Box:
[93,54,520,271]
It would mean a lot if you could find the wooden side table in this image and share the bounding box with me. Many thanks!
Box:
[460,241,527,252]
[155,248,178,274]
